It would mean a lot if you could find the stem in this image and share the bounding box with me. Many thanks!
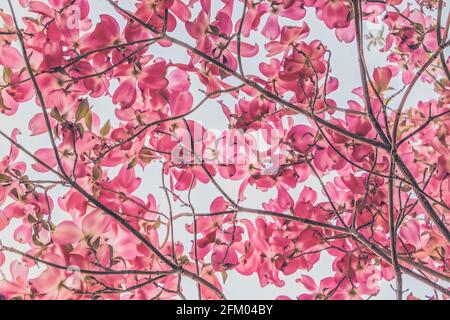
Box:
[106,0,389,151]
[392,40,450,145]
[437,0,450,80]
[0,131,226,299]
[236,0,248,76]
[352,0,391,145]
[388,157,403,300]
[8,0,68,178]
[1,245,174,276]
[352,230,450,296]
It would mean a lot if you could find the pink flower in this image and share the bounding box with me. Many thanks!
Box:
[296,275,338,300]
[0,261,31,299]
[112,60,169,109]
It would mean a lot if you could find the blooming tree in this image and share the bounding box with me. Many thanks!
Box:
[0,0,449,300]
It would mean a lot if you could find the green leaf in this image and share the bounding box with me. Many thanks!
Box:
[3,67,12,83]
[139,147,155,164]
[35,211,43,220]
[91,237,100,250]
[41,222,51,231]
[32,234,44,247]
[153,218,161,230]
[100,120,111,137]
[50,107,63,122]
[76,99,90,122]
[221,270,228,284]
[0,94,11,112]
[413,23,424,34]
[179,255,190,264]
[76,122,85,138]
[27,214,38,223]
[0,173,12,183]
[85,111,93,131]
[92,165,102,180]
[127,157,137,169]
[10,188,19,199]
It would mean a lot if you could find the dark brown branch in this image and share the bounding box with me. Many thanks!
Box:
[437,0,450,80]
[236,0,248,76]
[388,156,403,299]
[8,0,69,178]
[0,130,226,300]
[0,244,175,276]
[397,110,450,146]
[352,0,391,145]
[392,40,450,144]
[106,0,389,151]
[94,85,244,164]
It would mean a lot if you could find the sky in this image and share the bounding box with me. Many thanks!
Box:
[0,0,448,300]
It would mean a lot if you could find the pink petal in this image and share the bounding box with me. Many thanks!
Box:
[0,210,8,231]
[139,62,169,90]
[229,41,259,57]
[31,269,63,293]
[112,78,137,109]
[28,113,54,136]
[262,14,280,40]
[82,211,110,236]
[0,46,23,69]
[167,69,190,92]
[373,67,392,92]
[32,148,57,173]
[52,221,84,244]
[210,196,228,213]
[14,224,32,244]
[296,275,318,292]
[169,91,193,116]
[82,14,119,49]
[3,203,24,219]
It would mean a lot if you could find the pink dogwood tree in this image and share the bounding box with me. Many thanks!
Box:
[0,0,449,300]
